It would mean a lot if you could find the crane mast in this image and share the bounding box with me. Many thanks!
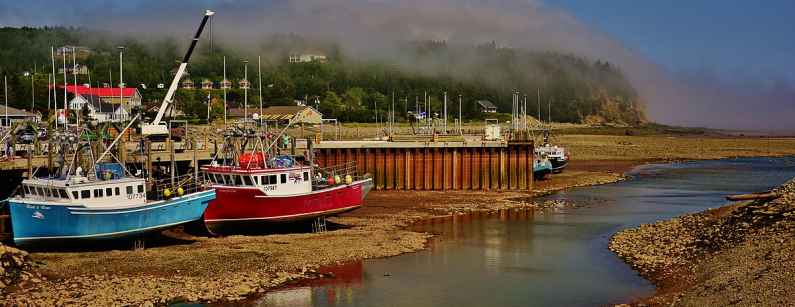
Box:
[141,9,215,136]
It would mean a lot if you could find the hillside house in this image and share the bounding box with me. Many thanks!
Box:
[477,100,497,113]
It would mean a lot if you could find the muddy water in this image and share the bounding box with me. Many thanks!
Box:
[253,157,795,307]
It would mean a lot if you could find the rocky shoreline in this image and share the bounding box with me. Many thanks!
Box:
[610,177,795,306]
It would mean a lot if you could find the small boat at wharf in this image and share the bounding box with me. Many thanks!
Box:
[201,126,373,235]
[535,130,569,173]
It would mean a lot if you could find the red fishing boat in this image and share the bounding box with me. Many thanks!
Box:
[201,152,373,234]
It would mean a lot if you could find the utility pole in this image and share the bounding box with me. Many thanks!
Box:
[223,56,227,126]
[458,94,462,133]
[443,91,448,132]
[523,94,528,131]
[118,46,125,122]
[62,51,67,126]
[73,47,79,128]
[537,88,541,126]
[258,55,263,127]
[30,71,35,112]
[243,59,249,125]
[50,46,56,127]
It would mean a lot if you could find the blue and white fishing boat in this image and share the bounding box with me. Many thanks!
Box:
[8,164,214,246]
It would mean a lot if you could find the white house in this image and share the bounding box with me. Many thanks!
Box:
[288,53,328,63]
[69,94,130,123]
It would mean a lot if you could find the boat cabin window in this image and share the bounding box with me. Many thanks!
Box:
[94,189,103,198]
[243,176,253,186]
[260,175,277,185]
[223,175,232,185]
[138,185,144,193]
[72,191,79,199]
[58,189,68,199]
[280,174,287,184]
[253,176,259,185]
[127,186,133,195]
[115,187,120,196]
[216,174,224,184]
[303,172,309,181]
[106,188,113,196]
[234,175,243,186]
[23,186,31,195]
[81,190,91,199]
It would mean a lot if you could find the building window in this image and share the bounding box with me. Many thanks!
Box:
[280,174,287,184]
[81,190,91,199]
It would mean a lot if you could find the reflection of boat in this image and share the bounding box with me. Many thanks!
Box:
[257,261,364,306]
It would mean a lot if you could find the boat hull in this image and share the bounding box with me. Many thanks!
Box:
[204,179,372,234]
[550,158,569,173]
[9,190,215,246]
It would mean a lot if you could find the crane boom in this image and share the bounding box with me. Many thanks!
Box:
[142,9,215,136]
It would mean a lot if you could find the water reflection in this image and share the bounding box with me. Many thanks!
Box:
[258,261,364,306]
[252,157,795,307]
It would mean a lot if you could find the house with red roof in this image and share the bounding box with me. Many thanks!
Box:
[63,85,142,107]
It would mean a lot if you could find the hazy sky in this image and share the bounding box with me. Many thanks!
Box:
[1,0,793,130]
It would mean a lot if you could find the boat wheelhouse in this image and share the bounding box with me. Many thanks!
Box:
[201,157,373,235]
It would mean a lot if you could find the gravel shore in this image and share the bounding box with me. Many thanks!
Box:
[610,178,795,306]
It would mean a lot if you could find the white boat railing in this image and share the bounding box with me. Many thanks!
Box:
[148,173,209,201]
[313,161,368,184]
